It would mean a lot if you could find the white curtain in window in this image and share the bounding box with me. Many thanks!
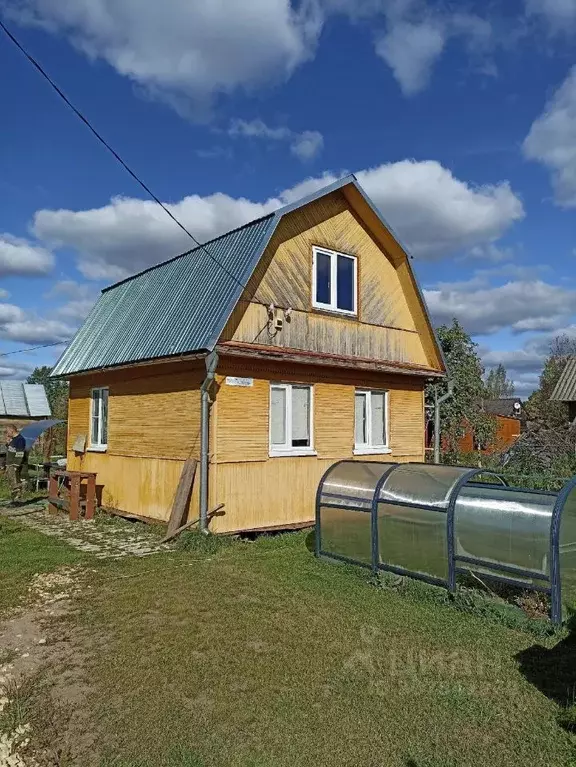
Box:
[91,390,100,444]
[371,392,386,445]
[291,386,310,444]
[270,387,286,445]
[355,392,366,445]
[101,389,109,444]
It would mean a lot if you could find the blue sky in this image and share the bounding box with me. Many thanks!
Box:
[0,0,575,396]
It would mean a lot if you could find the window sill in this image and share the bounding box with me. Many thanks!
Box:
[87,445,108,453]
[312,304,357,318]
[269,448,318,458]
[353,446,392,456]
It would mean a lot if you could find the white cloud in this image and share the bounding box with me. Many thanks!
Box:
[32,160,523,280]
[525,0,576,28]
[0,358,35,379]
[0,234,54,276]
[523,66,576,208]
[46,280,99,323]
[10,0,323,112]
[0,289,9,299]
[229,119,324,161]
[229,119,291,141]
[0,318,73,345]
[372,7,492,96]
[425,279,576,335]
[33,193,278,280]
[356,160,523,259]
[465,243,514,264]
[290,130,324,160]
[0,304,25,324]
[375,20,445,95]
[0,366,21,378]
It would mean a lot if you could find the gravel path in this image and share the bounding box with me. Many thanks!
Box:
[0,506,172,559]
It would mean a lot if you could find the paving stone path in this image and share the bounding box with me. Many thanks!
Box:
[1,505,173,558]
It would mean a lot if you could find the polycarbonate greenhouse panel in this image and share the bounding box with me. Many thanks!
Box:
[559,487,576,611]
[378,464,474,508]
[316,459,576,624]
[319,505,373,566]
[454,485,555,579]
[319,460,394,510]
[376,503,447,580]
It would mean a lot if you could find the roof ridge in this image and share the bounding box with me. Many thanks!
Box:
[102,212,275,293]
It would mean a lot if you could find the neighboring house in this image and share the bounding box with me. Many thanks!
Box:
[0,381,51,431]
[551,358,576,421]
[458,398,522,454]
[52,175,446,533]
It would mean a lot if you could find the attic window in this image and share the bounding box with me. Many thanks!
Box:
[312,246,357,315]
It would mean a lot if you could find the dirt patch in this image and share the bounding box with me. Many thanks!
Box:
[0,568,99,766]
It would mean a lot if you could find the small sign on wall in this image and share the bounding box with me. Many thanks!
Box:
[72,434,87,453]
[225,376,254,387]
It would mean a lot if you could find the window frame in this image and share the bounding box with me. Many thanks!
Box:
[89,386,109,452]
[269,382,316,457]
[312,246,358,316]
[353,389,391,455]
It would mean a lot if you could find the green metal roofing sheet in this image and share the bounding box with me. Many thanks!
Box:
[52,214,275,375]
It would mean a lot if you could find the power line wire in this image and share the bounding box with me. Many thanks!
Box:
[0,19,247,292]
[0,340,70,358]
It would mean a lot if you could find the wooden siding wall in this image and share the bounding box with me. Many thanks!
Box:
[209,357,424,533]
[67,360,204,520]
[66,356,425,533]
[221,191,434,369]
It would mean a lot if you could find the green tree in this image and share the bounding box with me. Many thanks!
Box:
[485,364,515,399]
[525,334,576,427]
[426,319,495,457]
[26,366,68,419]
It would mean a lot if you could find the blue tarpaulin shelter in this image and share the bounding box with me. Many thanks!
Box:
[9,419,64,450]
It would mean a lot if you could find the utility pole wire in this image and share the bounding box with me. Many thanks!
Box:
[0,19,247,291]
[0,340,70,358]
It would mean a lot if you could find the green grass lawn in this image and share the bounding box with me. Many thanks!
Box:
[0,516,89,613]
[1,517,575,766]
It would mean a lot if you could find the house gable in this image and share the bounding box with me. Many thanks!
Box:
[220,188,443,373]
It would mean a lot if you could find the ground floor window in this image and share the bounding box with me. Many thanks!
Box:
[269,383,315,456]
[354,389,389,454]
[90,387,109,450]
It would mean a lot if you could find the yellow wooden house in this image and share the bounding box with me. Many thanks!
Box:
[53,175,446,533]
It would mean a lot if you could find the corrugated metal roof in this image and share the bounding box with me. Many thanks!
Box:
[52,174,446,377]
[52,215,276,376]
[551,358,576,402]
[0,381,51,417]
[483,398,522,418]
[23,384,51,417]
[1,381,28,416]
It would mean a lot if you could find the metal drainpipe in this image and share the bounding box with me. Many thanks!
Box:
[199,350,219,533]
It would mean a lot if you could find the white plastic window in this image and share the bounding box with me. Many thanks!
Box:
[354,390,389,454]
[270,383,315,456]
[312,246,357,314]
[90,387,109,450]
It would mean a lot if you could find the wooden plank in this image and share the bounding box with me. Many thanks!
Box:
[165,458,197,537]
[85,473,96,520]
[160,503,225,543]
[69,475,80,521]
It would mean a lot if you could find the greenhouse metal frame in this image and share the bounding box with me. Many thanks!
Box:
[315,460,576,625]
